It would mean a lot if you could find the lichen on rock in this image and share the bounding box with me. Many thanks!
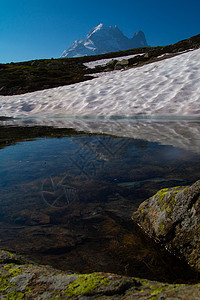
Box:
[65,273,110,297]
[132,179,200,270]
[1,249,200,298]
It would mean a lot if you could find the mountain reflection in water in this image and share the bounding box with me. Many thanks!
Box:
[0,119,200,283]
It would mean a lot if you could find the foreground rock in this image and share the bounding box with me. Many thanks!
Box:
[1,250,200,299]
[132,179,200,271]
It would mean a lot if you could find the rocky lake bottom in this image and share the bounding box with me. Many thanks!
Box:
[0,119,200,284]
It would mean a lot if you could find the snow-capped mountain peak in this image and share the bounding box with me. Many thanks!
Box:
[87,23,105,37]
[61,24,149,58]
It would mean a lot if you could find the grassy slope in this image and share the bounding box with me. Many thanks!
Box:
[0,33,199,96]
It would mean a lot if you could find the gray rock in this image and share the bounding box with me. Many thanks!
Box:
[114,59,129,70]
[117,59,129,66]
[105,67,114,72]
[132,179,200,270]
[0,250,19,264]
[37,274,79,290]
[10,272,34,292]
[105,59,117,67]
[1,262,200,299]
[39,292,52,299]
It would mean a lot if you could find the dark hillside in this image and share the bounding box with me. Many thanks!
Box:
[0,33,199,96]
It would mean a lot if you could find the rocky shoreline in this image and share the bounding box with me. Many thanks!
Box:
[1,180,200,299]
[1,249,200,299]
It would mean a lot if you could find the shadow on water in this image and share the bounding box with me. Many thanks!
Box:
[0,120,200,283]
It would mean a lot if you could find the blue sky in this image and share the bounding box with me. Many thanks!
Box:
[1,0,199,63]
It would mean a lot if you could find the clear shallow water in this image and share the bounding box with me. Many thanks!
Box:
[0,121,200,283]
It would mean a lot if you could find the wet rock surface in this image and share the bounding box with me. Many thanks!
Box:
[133,179,200,271]
[0,250,200,299]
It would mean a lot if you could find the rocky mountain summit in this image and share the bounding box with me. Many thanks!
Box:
[61,23,149,57]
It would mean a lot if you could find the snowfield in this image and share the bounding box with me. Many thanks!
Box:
[0,48,200,119]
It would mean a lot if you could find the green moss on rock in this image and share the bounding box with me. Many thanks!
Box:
[0,274,16,293]
[8,266,23,277]
[1,250,15,259]
[5,290,24,300]
[155,186,182,212]
[133,179,200,272]
[65,273,109,297]
[0,265,23,294]
[151,286,163,295]
[158,222,165,233]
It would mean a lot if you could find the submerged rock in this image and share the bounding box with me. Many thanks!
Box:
[132,179,200,270]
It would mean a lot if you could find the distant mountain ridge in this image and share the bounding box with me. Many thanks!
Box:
[61,23,149,58]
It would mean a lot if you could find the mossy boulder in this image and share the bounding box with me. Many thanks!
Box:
[132,179,200,270]
[1,249,200,299]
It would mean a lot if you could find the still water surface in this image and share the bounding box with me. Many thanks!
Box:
[0,120,200,283]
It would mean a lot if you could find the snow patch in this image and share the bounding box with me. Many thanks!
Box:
[0,48,200,119]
